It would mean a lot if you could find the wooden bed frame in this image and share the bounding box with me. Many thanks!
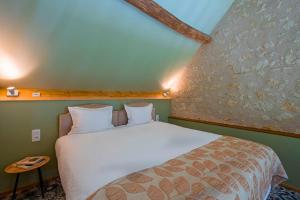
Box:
[58,102,155,137]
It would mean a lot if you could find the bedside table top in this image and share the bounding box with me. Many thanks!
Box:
[4,156,50,174]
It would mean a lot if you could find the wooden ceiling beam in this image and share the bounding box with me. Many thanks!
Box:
[125,0,212,44]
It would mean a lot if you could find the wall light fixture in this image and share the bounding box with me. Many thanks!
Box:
[6,86,19,97]
[162,88,170,97]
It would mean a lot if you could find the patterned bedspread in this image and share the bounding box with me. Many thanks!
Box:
[88,136,287,200]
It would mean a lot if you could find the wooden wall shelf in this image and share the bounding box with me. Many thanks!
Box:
[0,88,171,101]
[169,116,300,139]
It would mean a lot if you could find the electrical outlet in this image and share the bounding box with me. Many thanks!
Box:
[155,114,160,121]
[32,129,41,142]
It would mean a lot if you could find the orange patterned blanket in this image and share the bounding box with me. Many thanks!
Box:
[88,136,287,200]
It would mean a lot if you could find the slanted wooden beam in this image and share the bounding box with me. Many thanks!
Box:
[125,0,212,43]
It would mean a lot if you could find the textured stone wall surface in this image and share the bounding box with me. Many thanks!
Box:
[172,0,300,133]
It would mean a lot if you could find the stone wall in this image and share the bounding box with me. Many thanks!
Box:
[172,0,300,133]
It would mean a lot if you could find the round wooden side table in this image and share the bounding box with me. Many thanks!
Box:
[4,156,50,200]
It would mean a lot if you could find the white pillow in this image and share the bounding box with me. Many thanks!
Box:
[68,106,113,134]
[125,103,153,126]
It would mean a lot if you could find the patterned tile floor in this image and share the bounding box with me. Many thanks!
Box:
[13,178,300,200]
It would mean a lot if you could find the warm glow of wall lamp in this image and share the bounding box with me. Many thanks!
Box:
[161,69,185,97]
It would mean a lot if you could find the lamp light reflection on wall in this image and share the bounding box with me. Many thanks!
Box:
[6,86,19,97]
[0,50,23,80]
[162,69,185,97]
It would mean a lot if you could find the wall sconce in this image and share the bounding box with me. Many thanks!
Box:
[6,86,19,97]
[162,88,170,97]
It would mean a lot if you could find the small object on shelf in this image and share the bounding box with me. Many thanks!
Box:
[6,87,19,97]
[32,91,41,97]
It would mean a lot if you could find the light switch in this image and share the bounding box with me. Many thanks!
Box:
[32,129,41,142]
[155,114,160,121]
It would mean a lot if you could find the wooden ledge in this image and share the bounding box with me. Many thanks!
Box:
[169,116,300,139]
[0,88,171,101]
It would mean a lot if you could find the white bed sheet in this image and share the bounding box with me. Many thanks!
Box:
[55,121,221,200]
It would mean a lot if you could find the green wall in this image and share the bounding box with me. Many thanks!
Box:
[0,0,234,91]
[0,100,170,192]
[0,0,198,91]
[169,118,300,188]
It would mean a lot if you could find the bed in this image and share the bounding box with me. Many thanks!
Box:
[55,103,287,200]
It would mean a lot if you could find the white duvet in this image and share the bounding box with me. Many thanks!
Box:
[56,121,272,200]
[55,122,220,200]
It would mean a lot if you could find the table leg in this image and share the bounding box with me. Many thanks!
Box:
[12,173,20,200]
[38,168,44,198]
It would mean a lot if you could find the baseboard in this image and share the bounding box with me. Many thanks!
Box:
[280,182,300,193]
[0,176,58,199]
